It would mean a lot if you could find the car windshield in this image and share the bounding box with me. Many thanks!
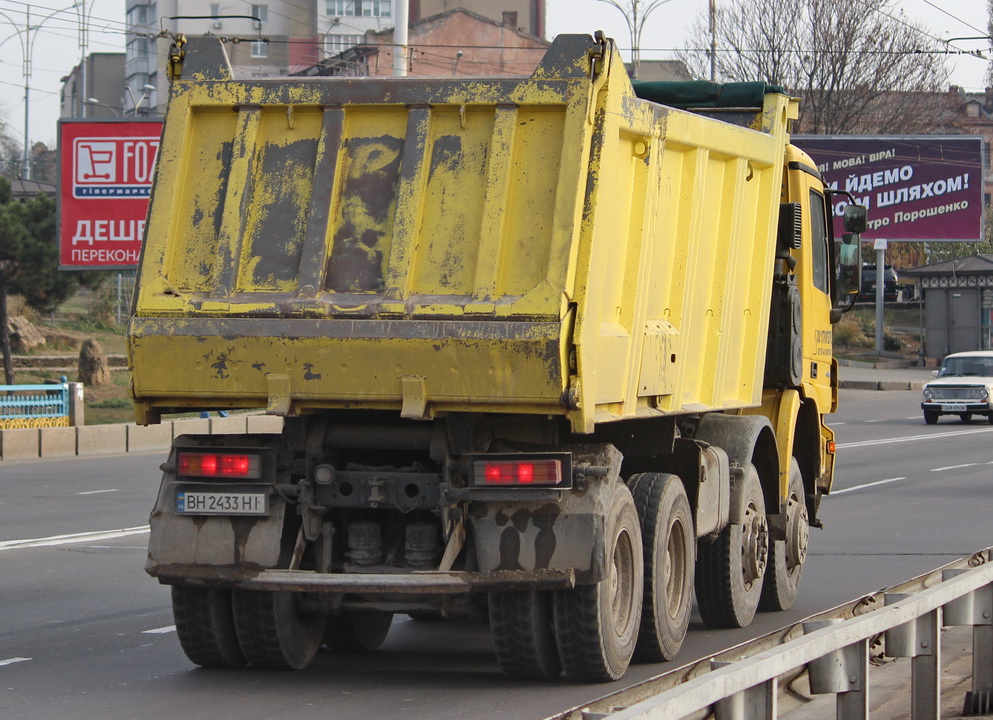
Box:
[938,356,993,377]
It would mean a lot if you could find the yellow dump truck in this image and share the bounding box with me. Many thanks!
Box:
[130,33,864,681]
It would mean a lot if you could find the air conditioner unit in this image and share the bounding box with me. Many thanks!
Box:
[212,20,223,29]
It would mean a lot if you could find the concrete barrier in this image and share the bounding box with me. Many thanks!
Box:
[172,418,210,437]
[39,426,77,457]
[0,428,40,460]
[77,424,127,456]
[247,414,283,434]
[127,422,173,452]
[210,415,249,434]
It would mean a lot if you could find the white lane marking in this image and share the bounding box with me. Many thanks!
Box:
[865,419,887,423]
[77,489,119,496]
[0,526,149,552]
[827,422,846,426]
[838,427,993,449]
[0,658,32,667]
[143,626,176,635]
[931,463,978,472]
[833,477,906,495]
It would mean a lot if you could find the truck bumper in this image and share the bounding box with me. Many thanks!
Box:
[147,564,575,593]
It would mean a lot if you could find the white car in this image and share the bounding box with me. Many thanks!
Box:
[921,351,993,425]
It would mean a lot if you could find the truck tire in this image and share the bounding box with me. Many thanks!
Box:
[695,464,768,629]
[553,483,643,682]
[759,459,807,612]
[323,611,394,652]
[489,591,561,679]
[627,473,694,663]
[231,590,327,670]
[171,586,247,668]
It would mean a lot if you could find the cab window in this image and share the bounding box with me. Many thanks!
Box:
[809,190,829,294]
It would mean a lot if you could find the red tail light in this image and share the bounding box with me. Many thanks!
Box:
[178,452,261,479]
[475,458,563,487]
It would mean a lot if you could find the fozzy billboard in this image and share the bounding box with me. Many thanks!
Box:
[59,119,163,269]
[793,135,985,242]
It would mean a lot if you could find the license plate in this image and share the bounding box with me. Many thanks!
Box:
[941,404,969,412]
[176,490,268,516]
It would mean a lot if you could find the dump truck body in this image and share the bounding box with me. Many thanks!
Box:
[131,36,791,433]
[133,34,863,681]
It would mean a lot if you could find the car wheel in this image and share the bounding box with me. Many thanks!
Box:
[923,409,939,425]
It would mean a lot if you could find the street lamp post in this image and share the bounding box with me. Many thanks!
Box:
[595,0,678,79]
[0,3,78,179]
[126,84,156,114]
[85,98,121,116]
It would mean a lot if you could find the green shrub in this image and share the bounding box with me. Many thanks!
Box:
[833,319,872,348]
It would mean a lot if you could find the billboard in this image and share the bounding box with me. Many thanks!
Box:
[793,135,985,242]
[59,119,163,269]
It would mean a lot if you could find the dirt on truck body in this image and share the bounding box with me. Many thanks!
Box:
[130,32,864,681]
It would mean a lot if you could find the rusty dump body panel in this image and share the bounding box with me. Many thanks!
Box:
[129,34,795,433]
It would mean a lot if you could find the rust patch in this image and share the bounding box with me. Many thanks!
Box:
[303,362,321,381]
[324,134,404,293]
[498,527,523,570]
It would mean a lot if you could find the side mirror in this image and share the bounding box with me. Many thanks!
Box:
[833,233,861,317]
[844,204,867,233]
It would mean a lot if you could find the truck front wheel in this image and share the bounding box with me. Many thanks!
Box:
[232,590,328,669]
[171,586,247,668]
[553,483,643,682]
[627,473,694,663]
[695,464,768,629]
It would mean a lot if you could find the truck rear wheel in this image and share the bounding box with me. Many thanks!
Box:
[489,591,561,679]
[323,611,394,652]
[627,473,694,663]
[696,464,768,629]
[231,590,328,669]
[171,586,247,668]
[760,459,807,612]
[553,483,643,682]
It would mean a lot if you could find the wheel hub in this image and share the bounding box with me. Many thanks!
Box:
[741,501,768,585]
[786,493,809,568]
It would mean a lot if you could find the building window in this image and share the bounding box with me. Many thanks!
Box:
[251,41,269,58]
[126,37,149,60]
[327,1,390,17]
[251,4,268,23]
[325,33,363,55]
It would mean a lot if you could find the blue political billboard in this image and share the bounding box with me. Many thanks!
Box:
[793,135,984,242]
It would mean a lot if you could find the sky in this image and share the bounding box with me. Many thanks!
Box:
[0,0,988,149]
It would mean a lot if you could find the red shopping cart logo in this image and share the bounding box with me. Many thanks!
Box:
[76,141,116,183]
[72,136,159,198]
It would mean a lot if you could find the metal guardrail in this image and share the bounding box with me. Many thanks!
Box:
[549,549,993,720]
[0,381,71,428]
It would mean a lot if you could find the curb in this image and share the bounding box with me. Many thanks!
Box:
[839,380,927,391]
[0,414,284,461]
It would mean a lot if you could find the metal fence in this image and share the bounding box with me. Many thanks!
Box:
[551,549,993,720]
[0,382,71,429]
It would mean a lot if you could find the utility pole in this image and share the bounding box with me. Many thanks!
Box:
[393,0,408,77]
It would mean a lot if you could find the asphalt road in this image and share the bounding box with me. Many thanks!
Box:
[1,388,990,720]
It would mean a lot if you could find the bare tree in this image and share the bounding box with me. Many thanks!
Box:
[680,0,952,135]
[987,0,993,89]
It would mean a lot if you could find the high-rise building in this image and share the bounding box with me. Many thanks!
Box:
[122,2,549,116]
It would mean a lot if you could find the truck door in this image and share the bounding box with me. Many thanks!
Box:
[786,157,834,410]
